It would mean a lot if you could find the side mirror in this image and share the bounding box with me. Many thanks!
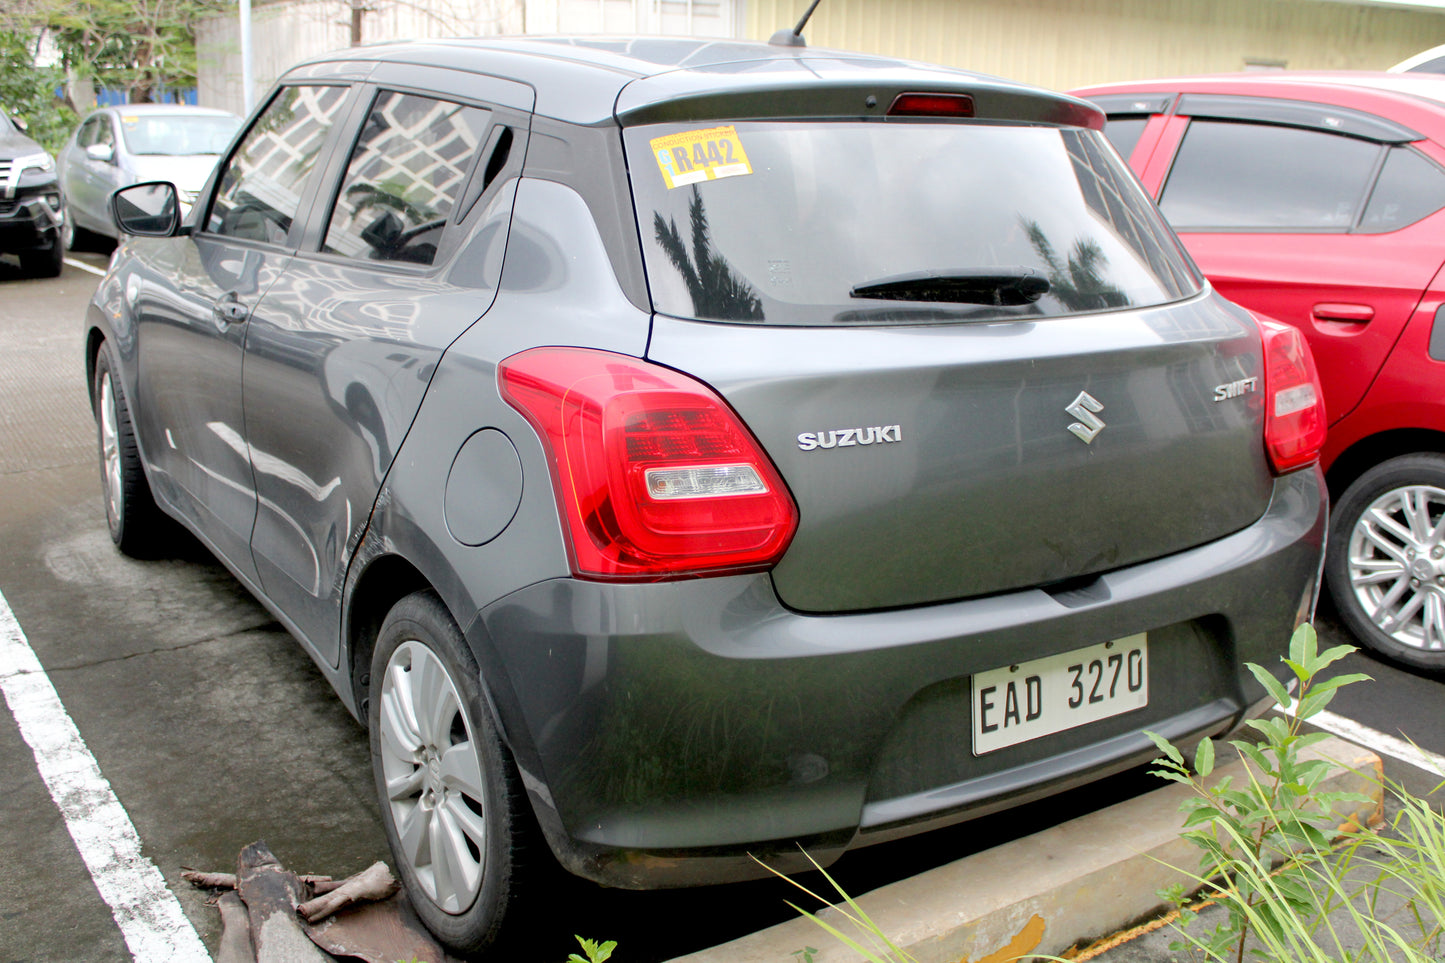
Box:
[85,143,115,164]
[10,115,28,132]
[111,182,182,237]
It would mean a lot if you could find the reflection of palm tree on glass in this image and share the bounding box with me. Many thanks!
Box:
[653,186,764,321]
[1023,219,1130,311]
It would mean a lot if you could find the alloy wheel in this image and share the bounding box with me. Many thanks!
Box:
[1346,483,1445,652]
[377,639,488,914]
[99,372,123,529]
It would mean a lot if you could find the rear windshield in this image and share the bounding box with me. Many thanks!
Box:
[625,121,1201,325]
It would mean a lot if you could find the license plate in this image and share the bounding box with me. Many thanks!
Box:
[971,634,1148,755]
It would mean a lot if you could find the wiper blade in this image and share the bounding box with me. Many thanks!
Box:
[849,268,1050,306]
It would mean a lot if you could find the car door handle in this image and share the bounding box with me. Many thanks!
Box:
[211,294,249,326]
[1311,302,1374,324]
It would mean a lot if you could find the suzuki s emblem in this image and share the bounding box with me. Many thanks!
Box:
[1066,391,1105,444]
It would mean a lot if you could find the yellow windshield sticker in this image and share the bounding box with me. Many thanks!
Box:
[650,126,753,190]
[121,116,139,124]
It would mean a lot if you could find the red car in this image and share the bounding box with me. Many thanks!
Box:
[1072,72,1445,671]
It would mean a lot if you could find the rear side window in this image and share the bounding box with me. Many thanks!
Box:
[1103,117,1149,161]
[625,121,1200,325]
[208,85,351,245]
[1358,147,1445,233]
[322,91,492,266]
[1160,119,1381,230]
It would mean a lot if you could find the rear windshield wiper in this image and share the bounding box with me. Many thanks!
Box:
[849,268,1050,306]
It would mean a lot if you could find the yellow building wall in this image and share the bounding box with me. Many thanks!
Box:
[746,0,1445,91]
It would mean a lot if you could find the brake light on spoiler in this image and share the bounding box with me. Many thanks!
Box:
[1256,316,1327,475]
[499,347,799,580]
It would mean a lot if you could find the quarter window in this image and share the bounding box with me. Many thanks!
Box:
[322,91,492,266]
[1358,147,1445,233]
[1160,119,1381,230]
[1102,117,1148,161]
[207,85,350,245]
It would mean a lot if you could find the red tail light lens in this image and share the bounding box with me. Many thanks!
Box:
[1257,316,1327,475]
[887,92,975,117]
[498,347,799,580]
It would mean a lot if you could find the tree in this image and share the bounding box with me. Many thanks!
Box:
[1,0,231,105]
[0,32,75,152]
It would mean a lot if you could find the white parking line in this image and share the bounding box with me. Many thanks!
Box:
[1284,703,1445,779]
[64,258,107,278]
[0,588,211,962]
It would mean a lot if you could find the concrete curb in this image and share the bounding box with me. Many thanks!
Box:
[668,736,1383,963]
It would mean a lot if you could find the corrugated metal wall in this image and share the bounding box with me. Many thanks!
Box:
[747,0,1445,91]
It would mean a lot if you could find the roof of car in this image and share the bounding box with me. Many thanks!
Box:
[1073,70,1445,142]
[286,35,1103,128]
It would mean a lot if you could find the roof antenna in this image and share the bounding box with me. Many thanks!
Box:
[769,0,823,47]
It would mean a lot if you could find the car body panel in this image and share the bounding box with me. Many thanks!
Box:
[646,299,1275,613]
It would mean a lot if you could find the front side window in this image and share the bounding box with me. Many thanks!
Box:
[625,121,1200,325]
[322,91,491,266]
[1160,119,1381,230]
[207,85,350,246]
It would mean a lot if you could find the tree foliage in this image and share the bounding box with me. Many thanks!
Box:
[0,0,231,105]
[0,32,75,153]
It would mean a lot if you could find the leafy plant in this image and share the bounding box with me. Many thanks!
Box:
[568,935,617,963]
[1147,622,1445,962]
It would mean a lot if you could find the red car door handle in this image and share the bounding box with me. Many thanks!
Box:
[1311,302,1374,323]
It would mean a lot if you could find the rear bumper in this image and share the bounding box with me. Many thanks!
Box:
[473,466,1326,888]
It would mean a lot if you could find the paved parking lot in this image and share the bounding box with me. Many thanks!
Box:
[1,253,1441,963]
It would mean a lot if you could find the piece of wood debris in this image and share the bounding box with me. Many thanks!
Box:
[215,891,257,963]
[297,861,399,923]
[184,869,335,891]
[304,892,451,963]
[236,841,331,963]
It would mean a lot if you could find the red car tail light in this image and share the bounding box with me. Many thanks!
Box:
[1257,316,1327,475]
[498,347,799,580]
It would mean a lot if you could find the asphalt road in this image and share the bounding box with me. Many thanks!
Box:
[0,250,1439,963]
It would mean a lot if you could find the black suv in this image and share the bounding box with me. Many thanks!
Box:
[0,113,63,277]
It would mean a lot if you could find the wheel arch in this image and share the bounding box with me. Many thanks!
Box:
[343,552,432,723]
[85,325,106,410]
[1325,428,1445,502]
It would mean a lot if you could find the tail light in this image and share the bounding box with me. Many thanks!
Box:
[887,92,975,117]
[498,347,799,581]
[1257,316,1327,475]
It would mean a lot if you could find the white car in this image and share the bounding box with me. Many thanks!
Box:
[57,103,239,246]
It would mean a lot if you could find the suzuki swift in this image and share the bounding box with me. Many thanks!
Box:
[88,37,1328,954]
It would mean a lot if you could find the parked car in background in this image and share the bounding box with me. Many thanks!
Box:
[1072,72,1445,671]
[0,113,64,276]
[89,38,1327,954]
[57,103,239,247]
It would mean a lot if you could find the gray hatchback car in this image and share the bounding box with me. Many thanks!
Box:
[88,36,1329,954]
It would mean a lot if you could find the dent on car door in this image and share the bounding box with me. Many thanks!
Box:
[241,83,532,665]
[1157,115,1445,423]
[130,83,355,583]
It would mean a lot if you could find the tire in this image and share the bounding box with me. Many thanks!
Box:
[1326,453,1445,671]
[93,345,169,556]
[369,591,529,955]
[20,237,62,278]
